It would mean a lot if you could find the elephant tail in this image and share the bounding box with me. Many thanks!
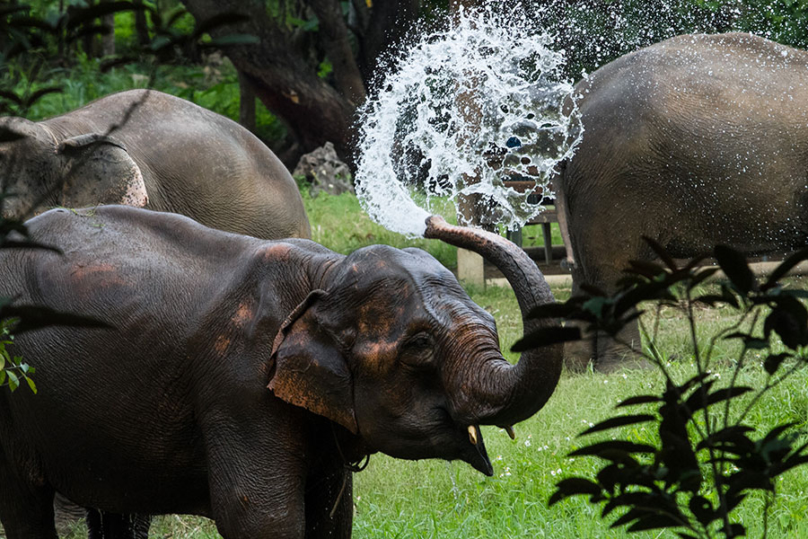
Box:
[550,163,576,270]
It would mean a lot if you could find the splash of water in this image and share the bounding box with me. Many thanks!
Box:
[355,6,583,238]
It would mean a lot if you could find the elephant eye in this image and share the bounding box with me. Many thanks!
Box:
[400,332,435,368]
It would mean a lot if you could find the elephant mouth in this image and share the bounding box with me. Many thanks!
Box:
[461,424,493,476]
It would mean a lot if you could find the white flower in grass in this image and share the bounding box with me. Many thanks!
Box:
[525,439,532,447]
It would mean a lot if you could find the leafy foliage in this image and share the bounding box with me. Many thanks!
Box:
[521,0,808,79]
[517,242,808,538]
[0,319,35,393]
[0,1,256,392]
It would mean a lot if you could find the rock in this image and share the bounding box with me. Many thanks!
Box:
[293,142,353,197]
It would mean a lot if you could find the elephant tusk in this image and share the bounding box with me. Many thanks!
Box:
[467,425,479,445]
[504,425,516,440]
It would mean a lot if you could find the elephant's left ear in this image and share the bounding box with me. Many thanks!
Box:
[269,290,358,434]
[58,133,149,208]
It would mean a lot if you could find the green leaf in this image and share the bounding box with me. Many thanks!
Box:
[687,267,719,290]
[580,414,656,436]
[764,296,808,349]
[641,236,677,270]
[548,477,602,505]
[762,246,808,290]
[714,245,755,293]
[7,370,18,391]
[569,440,656,460]
[25,376,36,394]
[617,395,662,407]
[764,352,790,375]
[724,332,769,350]
[511,326,581,351]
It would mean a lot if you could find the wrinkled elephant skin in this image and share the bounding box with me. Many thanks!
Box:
[557,33,808,371]
[0,89,310,240]
[0,206,561,539]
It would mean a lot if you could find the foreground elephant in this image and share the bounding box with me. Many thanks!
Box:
[0,89,310,240]
[0,206,561,538]
[557,32,808,371]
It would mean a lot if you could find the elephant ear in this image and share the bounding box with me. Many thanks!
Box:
[58,134,149,208]
[269,290,358,434]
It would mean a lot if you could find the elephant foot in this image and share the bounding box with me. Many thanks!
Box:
[563,338,596,373]
[594,323,649,373]
[594,349,652,373]
[563,319,650,374]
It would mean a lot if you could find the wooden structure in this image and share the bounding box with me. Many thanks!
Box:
[455,179,563,286]
[503,180,560,265]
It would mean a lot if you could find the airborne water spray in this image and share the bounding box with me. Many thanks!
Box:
[355,5,583,237]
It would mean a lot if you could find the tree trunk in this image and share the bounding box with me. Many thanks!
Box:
[83,0,98,57]
[238,69,256,133]
[308,0,366,106]
[101,2,115,57]
[180,0,363,167]
[134,0,150,46]
[356,0,420,83]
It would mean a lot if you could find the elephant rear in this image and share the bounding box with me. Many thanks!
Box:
[40,89,312,240]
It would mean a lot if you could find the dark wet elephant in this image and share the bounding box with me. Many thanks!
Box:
[0,205,561,539]
[0,89,310,240]
[1,88,312,536]
[555,32,808,371]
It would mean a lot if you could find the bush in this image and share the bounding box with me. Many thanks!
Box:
[519,243,808,538]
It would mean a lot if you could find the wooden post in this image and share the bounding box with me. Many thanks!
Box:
[450,0,485,286]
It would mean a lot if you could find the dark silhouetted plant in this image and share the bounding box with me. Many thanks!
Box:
[516,241,808,538]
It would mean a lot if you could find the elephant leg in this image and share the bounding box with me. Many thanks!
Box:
[305,467,353,539]
[563,268,596,372]
[0,461,58,539]
[209,457,306,539]
[205,420,306,539]
[563,265,647,373]
[594,318,646,373]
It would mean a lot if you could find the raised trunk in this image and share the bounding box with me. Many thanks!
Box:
[424,216,562,427]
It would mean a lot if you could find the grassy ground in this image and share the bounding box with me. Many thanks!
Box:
[48,191,808,539]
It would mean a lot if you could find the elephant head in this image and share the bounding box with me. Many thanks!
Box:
[270,216,562,475]
[0,117,148,220]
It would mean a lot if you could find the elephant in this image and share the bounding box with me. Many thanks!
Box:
[1,88,313,536]
[0,89,310,240]
[0,205,562,539]
[555,32,808,372]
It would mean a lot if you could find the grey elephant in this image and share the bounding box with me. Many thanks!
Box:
[0,205,561,539]
[0,89,310,240]
[556,32,808,371]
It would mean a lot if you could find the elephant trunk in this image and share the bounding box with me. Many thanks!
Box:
[424,215,562,428]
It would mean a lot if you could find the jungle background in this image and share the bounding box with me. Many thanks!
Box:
[3,0,808,537]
